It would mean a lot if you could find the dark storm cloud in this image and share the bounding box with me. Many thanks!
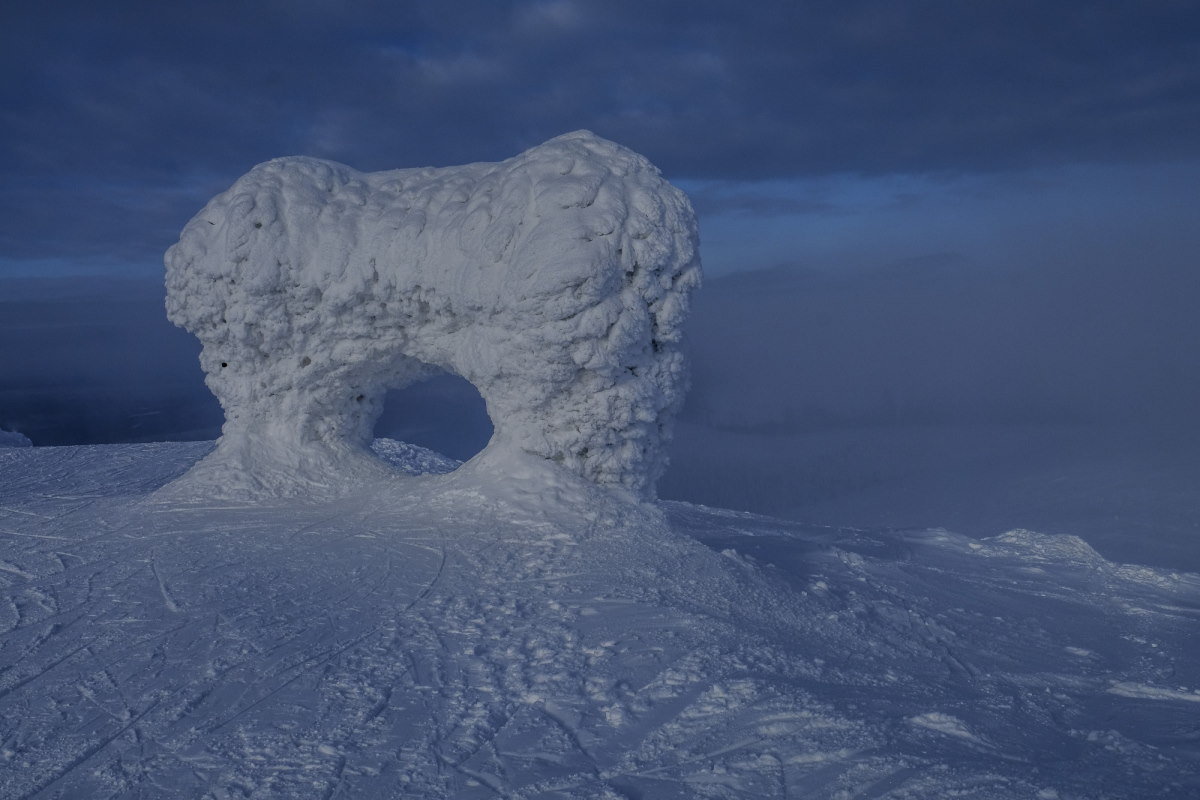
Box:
[2,0,1198,268]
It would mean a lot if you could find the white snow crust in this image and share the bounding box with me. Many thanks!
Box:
[2,441,1198,798]
[164,131,700,500]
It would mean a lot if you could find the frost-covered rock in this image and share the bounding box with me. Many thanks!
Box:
[165,131,700,499]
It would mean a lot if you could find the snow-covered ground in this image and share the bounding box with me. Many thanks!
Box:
[2,441,1197,798]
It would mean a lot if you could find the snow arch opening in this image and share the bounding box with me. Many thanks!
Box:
[374,373,493,464]
[163,131,701,500]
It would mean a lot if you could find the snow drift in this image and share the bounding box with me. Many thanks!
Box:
[164,131,700,499]
[0,428,32,448]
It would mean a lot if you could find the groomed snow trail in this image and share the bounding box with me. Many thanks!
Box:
[1,442,1198,798]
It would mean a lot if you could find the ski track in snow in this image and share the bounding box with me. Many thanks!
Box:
[0,442,1198,798]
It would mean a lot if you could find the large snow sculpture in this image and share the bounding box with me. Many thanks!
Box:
[165,131,700,499]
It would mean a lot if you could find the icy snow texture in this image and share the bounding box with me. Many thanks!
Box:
[4,442,1199,798]
[165,131,700,499]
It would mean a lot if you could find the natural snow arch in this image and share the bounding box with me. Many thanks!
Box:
[164,131,701,500]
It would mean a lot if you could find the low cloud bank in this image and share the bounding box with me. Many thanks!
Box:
[0,277,221,445]
[683,254,1200,433]
[658,254,1200,570]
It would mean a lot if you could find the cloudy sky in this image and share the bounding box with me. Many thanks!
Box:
[3,0,1198,278]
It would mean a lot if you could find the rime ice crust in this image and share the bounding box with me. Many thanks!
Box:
[164,131,701,499]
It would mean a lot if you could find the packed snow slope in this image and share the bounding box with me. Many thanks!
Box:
[1,441,1198,799]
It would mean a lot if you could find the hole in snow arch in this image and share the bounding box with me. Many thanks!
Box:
[373,373,493,465]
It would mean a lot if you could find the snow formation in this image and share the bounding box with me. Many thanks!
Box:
[165,131,700,499]
[0,428,31,448]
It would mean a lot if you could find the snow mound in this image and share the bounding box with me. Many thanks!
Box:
[0,428,31,447]
[370,437,461,476]
[164,131,700,500]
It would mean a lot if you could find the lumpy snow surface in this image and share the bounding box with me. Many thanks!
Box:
[1,442,1197,798]
[164,131,699,501]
